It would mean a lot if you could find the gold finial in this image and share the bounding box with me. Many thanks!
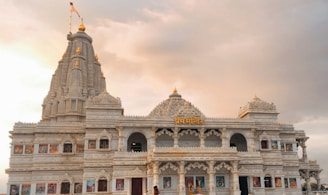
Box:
[101,71,104,76]
[76,47,81,55]
[62,53,66,59]
[74,61,79,67]
[78,20,86,31]
[95,54,99,61]
[173,87,178,93]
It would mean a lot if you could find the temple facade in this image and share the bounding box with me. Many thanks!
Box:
[6,24,321,195]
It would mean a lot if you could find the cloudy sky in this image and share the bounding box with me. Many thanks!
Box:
[1,0,328,192]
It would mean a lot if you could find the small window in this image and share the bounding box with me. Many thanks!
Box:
[253,177,261,187]
[98,179,107,192]
[88,140,96,149]
[14,145,23,154]
[61,182,70,194]
[275,177,282,187]
[76,144,84,153]
[271,141,278,150]
[25,145,34,154]
[39,144,48,153]
[284,178,289,188]
[63,143,73,153]
[100,139,109,149]
[280,143,285,151]
[261,140,268,149]
[49,144,59,153]
[264,176,272,188]
[286,143,293,152]
[74,182,82,193]
[289,178,297,188]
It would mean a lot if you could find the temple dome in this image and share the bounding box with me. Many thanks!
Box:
[148,89,205,118]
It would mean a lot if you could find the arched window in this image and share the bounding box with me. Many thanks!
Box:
[61,181,70,194]
[230,133,247,152]
[127,132,147,152]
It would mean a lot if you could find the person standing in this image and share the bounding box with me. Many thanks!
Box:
[154,186,160,195]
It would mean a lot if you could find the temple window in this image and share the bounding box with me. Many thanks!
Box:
[13,145,23,154]
[60,181,70,194]
[271,141,278,150]
[98,178,107,192]
[63,143,73,153]
[261,140,268,149]
[264,176,272,188]
[88,140,96,149]
[99,139,109,149]
[76,144,84,153]
[39,144,48,153]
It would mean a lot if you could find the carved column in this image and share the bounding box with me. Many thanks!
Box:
[117,126,123,151]
[153,161,159,188]
[222,127,227,147]
[179,161,186,195]
[152,127,156,150]
[174,127,179,148]
[231,160,240,195]
[250,128,256,152]
[200,128,205,147]
[207,161,215,195]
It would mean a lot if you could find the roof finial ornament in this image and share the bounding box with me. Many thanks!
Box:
[95,54,99,61]
[173,87,178,94]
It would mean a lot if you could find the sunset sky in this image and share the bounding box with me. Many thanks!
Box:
[1,0,328,192]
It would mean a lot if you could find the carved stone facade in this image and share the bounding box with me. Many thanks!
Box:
[6,25,321,195]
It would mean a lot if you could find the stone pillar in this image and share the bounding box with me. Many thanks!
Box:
[250,128,256,152]
[306,170,311,195]
[231,160,240,195]
[317,178,321,191]
[303,145,308,162]
[207,160,215,195]
[174,127,179,148]
[117,126,123,151]
[152,127,156,149]
[153,161,159,188]
[200,128,205,148]
[222,127,227,147]
[179,161,186,195]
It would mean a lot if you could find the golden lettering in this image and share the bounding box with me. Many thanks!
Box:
[174,117,204,125]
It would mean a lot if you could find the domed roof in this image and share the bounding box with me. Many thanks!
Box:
[148,89,205,118]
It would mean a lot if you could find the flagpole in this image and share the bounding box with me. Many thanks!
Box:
[69,8,72,33]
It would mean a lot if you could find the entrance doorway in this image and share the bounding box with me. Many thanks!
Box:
[239,176,248,195]
[132,178,143,195]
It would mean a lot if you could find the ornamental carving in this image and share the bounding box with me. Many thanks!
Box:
[185,162,208,172]
[159,162,179,173]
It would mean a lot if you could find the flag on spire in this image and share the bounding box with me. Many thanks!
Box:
[70,2,80,18]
